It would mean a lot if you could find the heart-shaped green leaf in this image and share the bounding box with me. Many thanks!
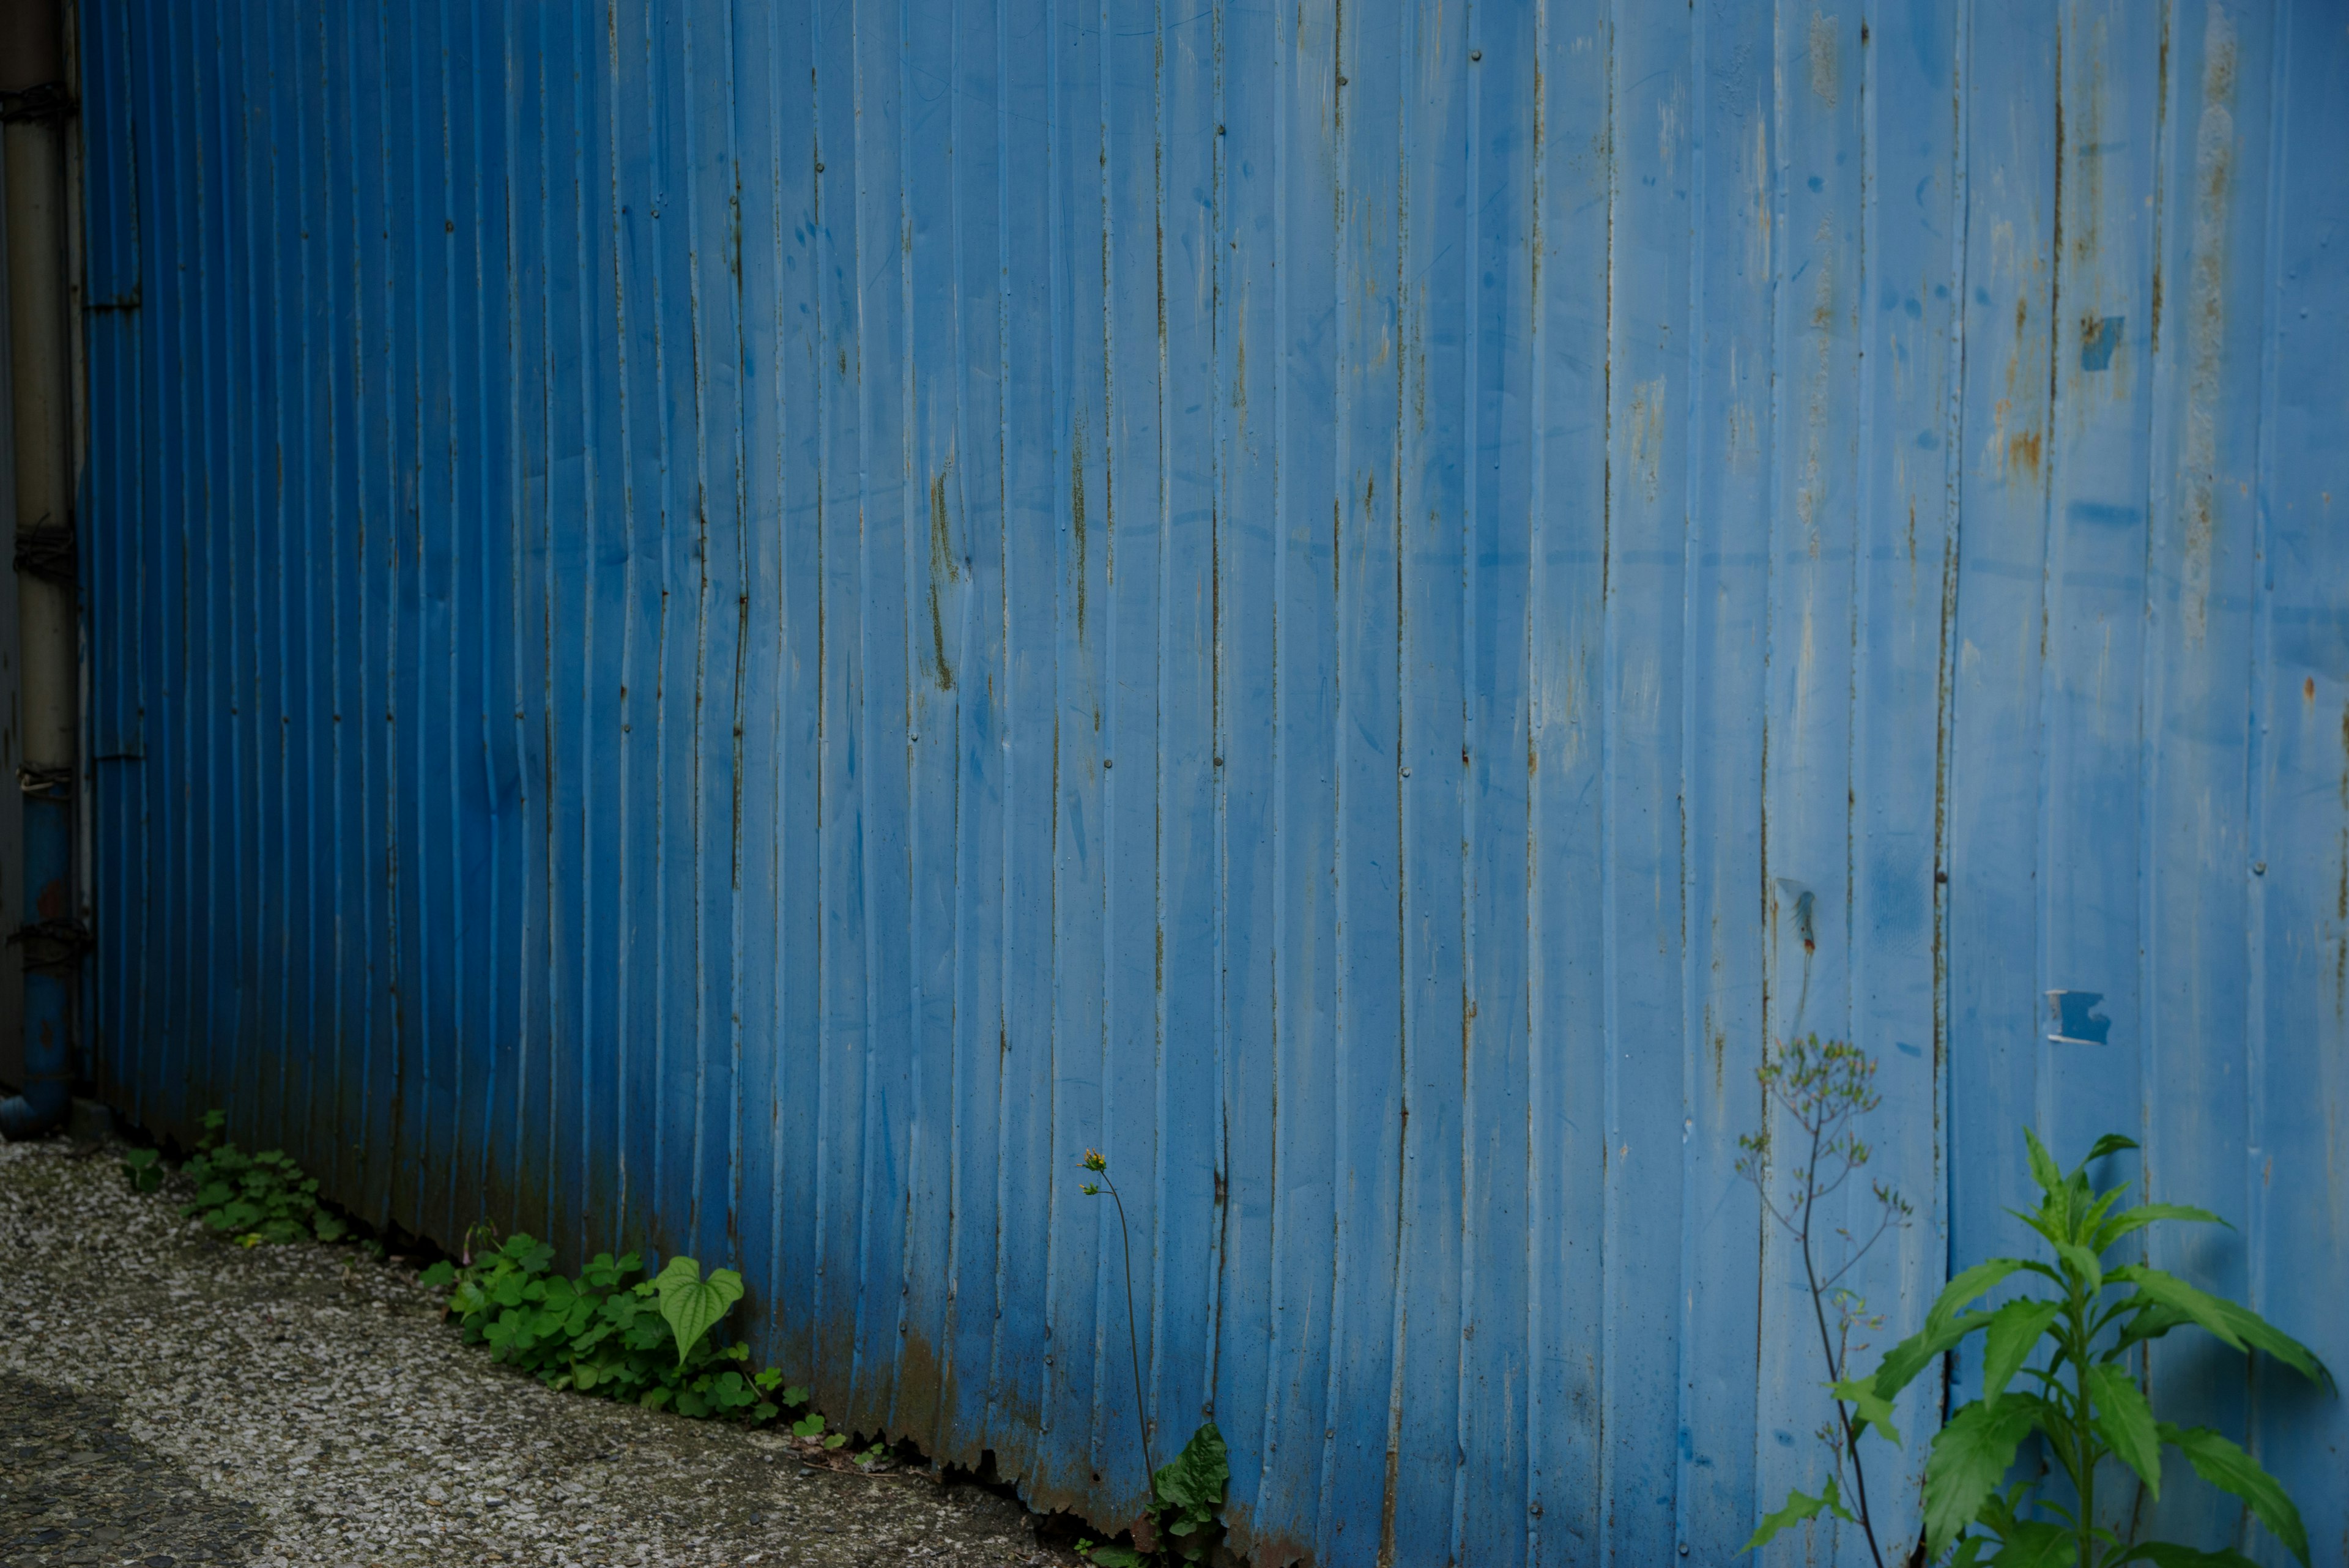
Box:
[653,1256,745,1367]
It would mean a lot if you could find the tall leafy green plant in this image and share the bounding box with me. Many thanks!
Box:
[1866,1131,2333,1567]
[1738,1036,1914,1567]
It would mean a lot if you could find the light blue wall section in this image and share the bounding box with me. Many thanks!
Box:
[75,2,2349,1562]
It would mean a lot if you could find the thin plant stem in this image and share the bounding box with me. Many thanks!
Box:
[1082,1155,1158,1490]
[1798,1117,1888,1568]
[1107,1175,1156,1484]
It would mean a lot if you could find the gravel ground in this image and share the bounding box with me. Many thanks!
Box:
[0,1134,1088,1568]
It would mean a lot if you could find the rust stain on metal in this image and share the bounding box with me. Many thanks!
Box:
[2065,18,2109,277]
[2176,7,2238,645]
[2007,423,2042,480]
[1071,418,1089,639]
[1808,12,1838,106]
[929,467,957,690]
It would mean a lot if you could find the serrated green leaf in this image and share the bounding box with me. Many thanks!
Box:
[2080,1132,2140,1168]
[2205,1299,2332,1394]
[2157,1424,2309,1567]
[2109,1268,2332,1389]
[1087,1548,1146,1568]
[1924,1399,2043,1559]
[2107,1267,2245,1351]
[1872,1309,1995,1402]
[2024,1129,2063,1197]
[1987,1520,2073,1568]
[2101,1543,2262,1568]
[653,1255,744,1367]
[1741,1476,1854,1555]
[2084,1361,2159,1496]
[2094,1202,2228,1253]
[2079,1184,2131,1245]
[1980,1298,2062,1403]
[1930,1260,2031,1331]
[2113,1299,2192,1355]
[1830,1377,1903,1448]
[2055,1240,2104,1293]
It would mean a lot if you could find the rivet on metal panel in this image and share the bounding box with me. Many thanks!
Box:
[2252,861,2266,876]
[1400,766,1411,778]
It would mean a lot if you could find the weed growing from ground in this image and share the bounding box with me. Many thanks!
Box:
[180,1111,349,1244]
[423,1232,785,1421]
[1078,1150,1231,1566]
[1737,1036,1912,1567]
[1873,1130,2333,1567]
[122,1108,882,1447]
[119,1146,161,1192]
[787,1406,852,1451]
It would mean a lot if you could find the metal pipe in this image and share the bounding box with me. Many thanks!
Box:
[0,0,78,1140]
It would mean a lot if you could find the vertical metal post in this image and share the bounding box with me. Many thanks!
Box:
[0,0,78,1139]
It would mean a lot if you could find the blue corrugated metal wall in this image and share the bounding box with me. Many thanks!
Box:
[74,0,2349,1561]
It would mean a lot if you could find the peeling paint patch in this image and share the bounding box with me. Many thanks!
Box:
[2046,990,2112,1046]
[2079,314,2124,371]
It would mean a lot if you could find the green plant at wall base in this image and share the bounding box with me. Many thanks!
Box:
[1862,1130,2333,1568]
[1737,1036,1912,1568]
[1082,1425,1232,1568]
[181,1111,349,1244]
[1078,1151,1232,1566]
[423,1234,784,1422]
[789,1408,849,1449]
[120,1147,162,1193]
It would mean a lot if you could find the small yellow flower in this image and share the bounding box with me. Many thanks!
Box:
[1081,1150,1107,1174]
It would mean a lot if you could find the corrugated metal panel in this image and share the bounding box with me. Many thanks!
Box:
[74,2,2349,1562]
